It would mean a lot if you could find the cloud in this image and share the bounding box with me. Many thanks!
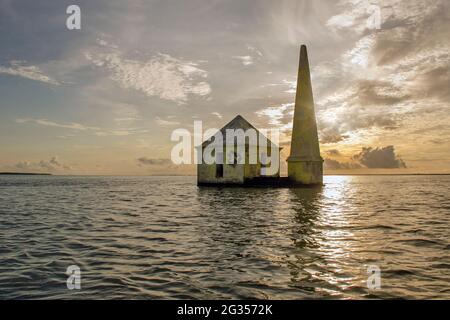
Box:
[353,79,411,106]
[16,117,148,137]
[246,45,263,57]
[256,103,294,128]
[14,156,71,172]
[257,85,401,145]
[155,117,180,126]
[315,0,450,148]
[85,42,211,104]
[95,130,131,136]
[232,46,264,67]
[326,13,355,29]
[316,81,403,144]
[211,112,223,119]
[0,60,60,85]
[325,146,407,169]
[136,157,193,174]
[16,118,99,131]
[412,124,449,135]
[137,157,172,166]
[112,103,142,124]
[114,117,141,123]
[352,145,407,168]
[326,0,384,34]
[370,1,448,64]
[233,55,254,66]
[325,149,342,156]
[320,127,350,144]
[337,0,449,98]
[414,65,450,103]
[324,158,361,170]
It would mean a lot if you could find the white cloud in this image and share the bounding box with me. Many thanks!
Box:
[16,117,148,137]
[326,14,355,29]
[246,45,263,57]
[257,103,294,128]
[94,128,149,137]
[342,35,376,68]
[95,130,131,136]
[155,117,180,126]
[211,112,223,119]
[85,44,211,104]
[16,118,99,130]
[233,55,254,66]
[326,0,379,34]
[0,61,60,85]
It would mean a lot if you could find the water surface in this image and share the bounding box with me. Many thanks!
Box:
[0,175,449,299]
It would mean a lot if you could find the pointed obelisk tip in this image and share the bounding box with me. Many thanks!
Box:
[300,44,307,55]
[299,45,308,66]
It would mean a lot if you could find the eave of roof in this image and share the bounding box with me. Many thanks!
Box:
[200,115,280,148]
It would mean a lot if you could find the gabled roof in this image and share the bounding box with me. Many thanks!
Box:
[200,115,280,148]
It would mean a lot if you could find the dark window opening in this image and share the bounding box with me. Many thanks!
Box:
[232,152,238,167]
[216,164,223,178]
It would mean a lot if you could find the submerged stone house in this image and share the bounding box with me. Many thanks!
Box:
[197,115,281,185]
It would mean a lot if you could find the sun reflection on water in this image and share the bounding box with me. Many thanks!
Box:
[1,175,449,299]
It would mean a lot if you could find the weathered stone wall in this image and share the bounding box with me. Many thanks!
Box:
[197,163,245,185]
[197,143,280,185]
[288,160,323,185]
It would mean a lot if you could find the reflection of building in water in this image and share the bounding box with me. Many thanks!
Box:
[197,45,323,187]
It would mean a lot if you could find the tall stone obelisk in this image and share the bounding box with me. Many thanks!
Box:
[287,45,323,185]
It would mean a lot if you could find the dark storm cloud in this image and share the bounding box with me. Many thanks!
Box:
[352,146,406,168]
[324,158,361,170]
[325,145,407,170]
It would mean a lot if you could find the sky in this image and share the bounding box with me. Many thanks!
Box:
[0,0,449,175]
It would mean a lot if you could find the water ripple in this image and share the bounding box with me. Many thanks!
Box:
[0,175,449,299]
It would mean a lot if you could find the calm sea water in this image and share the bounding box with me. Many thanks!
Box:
[0,175,449,299]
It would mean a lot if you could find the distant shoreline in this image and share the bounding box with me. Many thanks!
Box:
[0,172,52,176]
[1,173,449,177]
